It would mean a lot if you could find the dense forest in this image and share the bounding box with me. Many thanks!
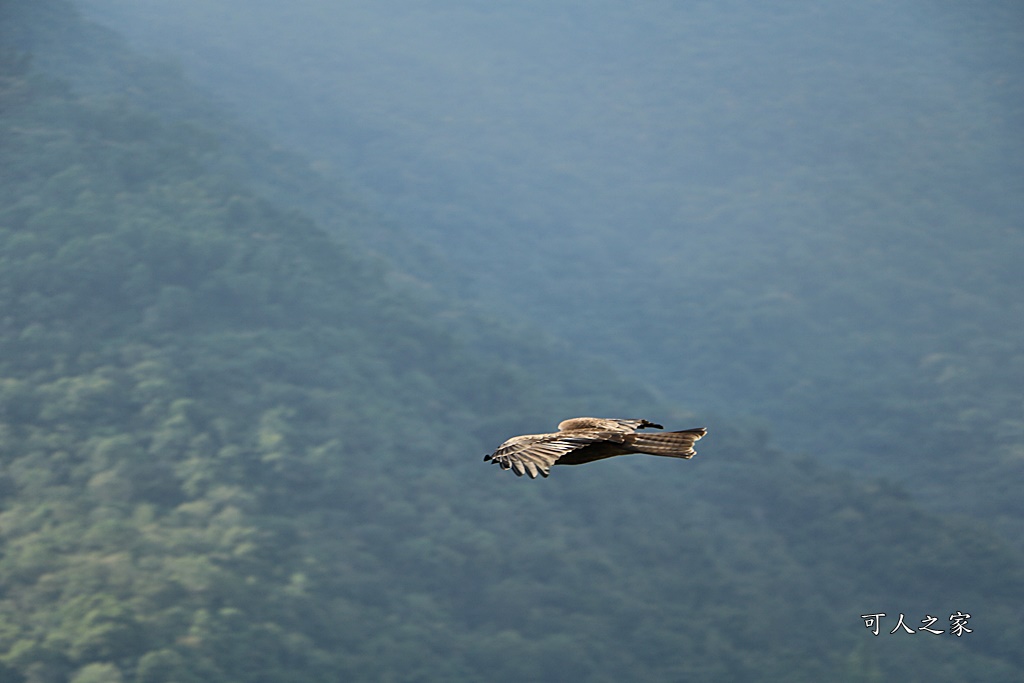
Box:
[1,1,1022,681]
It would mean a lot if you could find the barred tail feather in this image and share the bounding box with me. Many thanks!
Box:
[631,428,707,459]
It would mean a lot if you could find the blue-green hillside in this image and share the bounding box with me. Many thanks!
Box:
[73,0,1024,534]
[0,3,1022,681]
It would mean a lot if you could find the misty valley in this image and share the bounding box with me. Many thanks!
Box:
[0,1,1022,681]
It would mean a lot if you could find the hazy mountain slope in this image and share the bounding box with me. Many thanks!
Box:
[1,64,1020,679]
[0,48,665,682]
[1,4,1022,682]
[73,0,1024,519]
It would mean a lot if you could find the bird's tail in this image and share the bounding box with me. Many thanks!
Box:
[631,428,707,459]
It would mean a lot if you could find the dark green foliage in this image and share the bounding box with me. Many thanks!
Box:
[0,3,1022,681]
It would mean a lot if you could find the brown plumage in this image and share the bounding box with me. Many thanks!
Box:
[484,417,707,479]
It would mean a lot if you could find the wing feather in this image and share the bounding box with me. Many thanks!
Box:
[484,433,605,479]
[556,417,664,432]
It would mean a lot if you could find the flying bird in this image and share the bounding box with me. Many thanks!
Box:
[484,417,707,479]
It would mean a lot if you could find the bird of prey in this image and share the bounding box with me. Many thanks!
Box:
[484,417,707,479]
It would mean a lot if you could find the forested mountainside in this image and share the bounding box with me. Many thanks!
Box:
[74,0,1024,533]
[1,2,1023,681]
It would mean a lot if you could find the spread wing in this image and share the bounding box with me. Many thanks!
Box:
[483,433,609,479]
[557,417,663,432]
